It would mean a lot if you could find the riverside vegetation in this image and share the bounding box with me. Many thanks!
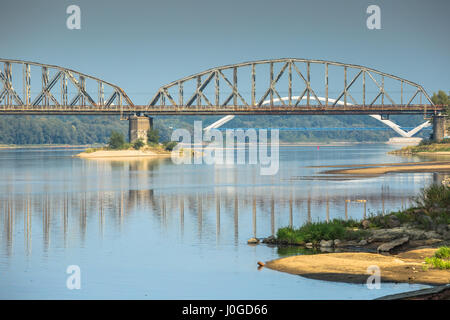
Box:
[84,129,177,154]
[258,184,450,254]
[389,139,450,155]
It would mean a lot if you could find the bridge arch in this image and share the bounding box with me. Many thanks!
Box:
[148,58,435,112]
[0,59,134,114]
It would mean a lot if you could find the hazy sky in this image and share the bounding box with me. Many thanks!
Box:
[1,0,448,104]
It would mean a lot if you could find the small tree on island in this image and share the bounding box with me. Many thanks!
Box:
[108,131,125,149]
[147,129,159,145]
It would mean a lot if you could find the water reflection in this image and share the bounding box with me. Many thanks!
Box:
[1,183,424,257]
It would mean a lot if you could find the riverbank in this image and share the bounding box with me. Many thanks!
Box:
[389,141,450,156]
[265,248,449,285]
[256,184,450,287]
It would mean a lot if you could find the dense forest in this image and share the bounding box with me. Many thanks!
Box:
[0,91,446,145]
[0,114,429,145]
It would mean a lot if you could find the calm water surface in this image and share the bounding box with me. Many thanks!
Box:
[0,144,442,299]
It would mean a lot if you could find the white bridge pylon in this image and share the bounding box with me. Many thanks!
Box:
[204,96,430,138]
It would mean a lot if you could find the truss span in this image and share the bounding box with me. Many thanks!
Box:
[147,58,438,115]
[0,59,134,114]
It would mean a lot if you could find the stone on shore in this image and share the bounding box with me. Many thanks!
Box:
[247,237,260,244]
[377,237,409,252]
[320,240,334,247]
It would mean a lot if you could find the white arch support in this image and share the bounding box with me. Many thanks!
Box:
[204,96,430,137]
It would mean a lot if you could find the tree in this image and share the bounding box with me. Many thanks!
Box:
[108,131,125,149]
[147,129,159,144]
[431,90,449,115]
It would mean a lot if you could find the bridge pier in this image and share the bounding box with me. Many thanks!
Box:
[129,115,152,143]
[432,115,447,142]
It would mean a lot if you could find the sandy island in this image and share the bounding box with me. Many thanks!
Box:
[322,160,450,176]
[75,149,171,159]
[265,248,449,285]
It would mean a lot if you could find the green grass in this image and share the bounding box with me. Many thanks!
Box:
[276,219,368,245]
[424,246,450,270]
[434,246,450,259]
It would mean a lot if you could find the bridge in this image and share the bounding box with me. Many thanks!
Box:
[0,58,446,141]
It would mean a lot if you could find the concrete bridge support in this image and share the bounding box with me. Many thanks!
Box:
[129,115,152,143]
[432,115,447,142]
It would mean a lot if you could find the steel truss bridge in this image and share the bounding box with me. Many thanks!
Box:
[0,58,444,116]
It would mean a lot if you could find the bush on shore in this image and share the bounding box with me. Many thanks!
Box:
[424,246,450,270]
[275,184,450,244]
[276,219,368,245]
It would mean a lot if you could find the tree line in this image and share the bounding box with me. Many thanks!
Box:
[0,91,447,145]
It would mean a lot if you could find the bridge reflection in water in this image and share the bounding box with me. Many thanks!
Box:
[2,169,445,257]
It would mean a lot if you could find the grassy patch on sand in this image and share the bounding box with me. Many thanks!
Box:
[424,246,450,270]
[389,139,450,155]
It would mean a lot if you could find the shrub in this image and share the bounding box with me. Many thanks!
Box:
[147,129,159,144]
[424,246,450,270]
[132,138,145,150]
[276,219,367,244]
[415,184,450,209]
[434,246,450,259]
[108,131,125,150]
[163,141,178,151]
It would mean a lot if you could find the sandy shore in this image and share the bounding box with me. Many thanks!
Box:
[75,149,171,159]
[265,248,450,285]
[324,161,450,175]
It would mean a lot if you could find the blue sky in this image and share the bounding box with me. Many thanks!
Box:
[1,0,449,104]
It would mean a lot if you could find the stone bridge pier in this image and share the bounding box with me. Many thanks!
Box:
[432,115,448,142]
[129,115,152,143]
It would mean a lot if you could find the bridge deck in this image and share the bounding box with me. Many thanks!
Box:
[0,104,442,116]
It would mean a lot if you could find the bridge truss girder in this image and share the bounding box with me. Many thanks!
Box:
[148,58,436,115]
[0,59,134,116]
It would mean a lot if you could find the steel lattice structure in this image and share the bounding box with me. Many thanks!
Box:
[0,58,443,115]
[147,58,440,115]
[0,59,134,115]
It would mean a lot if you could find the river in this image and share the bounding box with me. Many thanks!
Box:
[0,144,441,299]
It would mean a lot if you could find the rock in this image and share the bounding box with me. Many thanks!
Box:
[424,231,441,239]
[320,240,334,247]
[338,240,358,247]
[442,231,450,240]
[257,261,265,267]
[387,216,401,228]
[320,247,334,253]
[358,239,368,246]
[247,237,260,244]
[262,235,276,244]
[409,239,443,247]
[368,228,406,242]
[436,224,447,235]
[418,214,433,228]
[361,220,370,229]
[377,237,409,252]
[305,242,313,248]
[333,239,342,247]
